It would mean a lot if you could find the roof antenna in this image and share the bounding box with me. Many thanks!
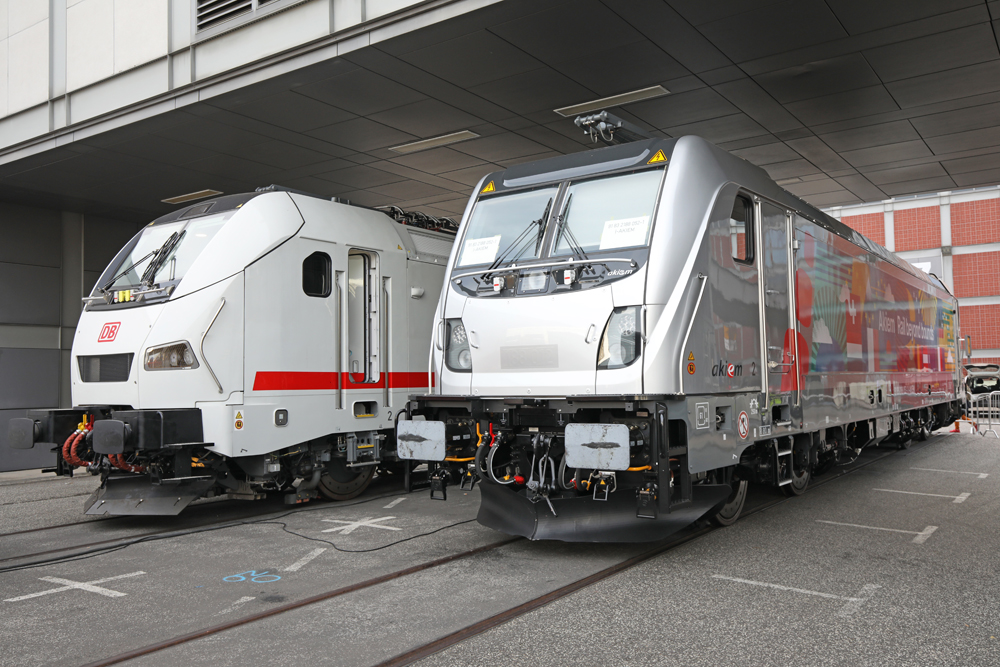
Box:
[573,110,654,146]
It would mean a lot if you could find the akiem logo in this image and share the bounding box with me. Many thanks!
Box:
[98,322,121,343]
[711,360,742,378]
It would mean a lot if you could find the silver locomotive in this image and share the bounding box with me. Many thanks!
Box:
[398,135,964,542]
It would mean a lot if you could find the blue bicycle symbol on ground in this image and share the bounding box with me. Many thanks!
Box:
[223,570,281,583]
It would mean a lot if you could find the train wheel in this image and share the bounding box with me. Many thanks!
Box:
[710,478,747,526]
[782,466,810,496]
[318,459,375,500]
[915,418,932,441]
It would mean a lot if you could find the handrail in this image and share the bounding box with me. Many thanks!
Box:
[200,298,226,395]
[677,273,707,393]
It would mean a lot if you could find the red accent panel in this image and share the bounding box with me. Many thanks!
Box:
[253,371,433,392]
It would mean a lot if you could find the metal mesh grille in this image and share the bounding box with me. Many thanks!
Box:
[196,0,278,31]
[411,233,454,258]
[78,354,134,383]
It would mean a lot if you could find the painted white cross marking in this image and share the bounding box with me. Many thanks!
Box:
[383,497,407,509]
[283,548,326,572]
[712,575,880,617]
[321,516,402,534]
[4,571,145,602]
[911,467,989,479]
[816,520,938,544]
[874,488,970,503]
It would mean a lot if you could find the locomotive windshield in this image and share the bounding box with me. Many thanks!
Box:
[457,187,557,267]
[552,169,662,256]
[99,211,234,293]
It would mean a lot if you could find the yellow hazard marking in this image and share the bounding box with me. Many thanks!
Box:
[235,411,243,419]
[687,351,695,361]
[647,149,667,164]
[481,180,496,194]
[398,245,403,250]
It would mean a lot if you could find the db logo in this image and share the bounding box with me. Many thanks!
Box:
[98,322,121,343]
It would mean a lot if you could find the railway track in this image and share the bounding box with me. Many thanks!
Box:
[0,486,410,570]
[72,437,939,667]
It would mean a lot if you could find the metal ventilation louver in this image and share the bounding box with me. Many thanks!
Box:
[78,354,135,383]
[196,0,278,31]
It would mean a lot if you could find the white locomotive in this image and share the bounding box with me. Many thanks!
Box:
[8,188,453,514]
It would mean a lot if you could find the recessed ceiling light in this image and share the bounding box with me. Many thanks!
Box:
[776,177,803,185]
[161,189,223,205]
[554,85,671,117]
[389,130,480,155]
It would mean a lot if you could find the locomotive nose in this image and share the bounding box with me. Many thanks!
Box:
[461,287,614,396]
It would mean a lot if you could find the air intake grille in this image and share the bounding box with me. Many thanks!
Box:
[78,354,134,383]
[196,0,278,31]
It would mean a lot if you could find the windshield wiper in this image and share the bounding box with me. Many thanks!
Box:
[100,249,159,294]
[552,193,589,262]
[140,231,185,289]
[480,198,553,280]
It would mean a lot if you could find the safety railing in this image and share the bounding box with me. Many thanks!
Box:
[968,391,1000,438]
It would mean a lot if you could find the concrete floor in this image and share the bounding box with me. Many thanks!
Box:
[0,431,996,667]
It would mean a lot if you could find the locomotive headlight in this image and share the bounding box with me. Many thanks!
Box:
[144,341,200,371]
[597,306,642,370]
[445,319,472,372]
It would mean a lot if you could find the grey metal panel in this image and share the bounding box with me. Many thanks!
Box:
[864,162,949,186]
[841,140,933,169]
[786,86,899,126]
[0,409,57,472]
[910,101,1000,138]
[0,263,62,326]
[942,152,1000,175]
[731,142,801,166]
[827,0,980,34]
[925,127,1000,155]
[0,348,60,409]
[754,53,882,105]
[881,177,957,196]
[0,203,62,268]
[886,60,1000,109]
[952,168,1000,187]
[294,69,427,117]
[307,117,417,152]
[388,147,486,176]
[819,121,922,152]
[396,420,446,460]
[627,87,738,129]
[84,217,141,273]
[862,23,998,83]
[401,29,543,89]
[554,40,688,98]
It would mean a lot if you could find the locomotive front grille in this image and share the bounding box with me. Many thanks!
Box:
[78,354,134,382]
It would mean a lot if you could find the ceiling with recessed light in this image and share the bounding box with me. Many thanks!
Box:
[1,0,999,222]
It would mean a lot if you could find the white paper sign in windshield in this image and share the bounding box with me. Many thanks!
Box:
[459,235,501,266]
[599,216,650,250]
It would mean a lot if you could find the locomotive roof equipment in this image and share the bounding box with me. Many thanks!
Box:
[398,133,965,542]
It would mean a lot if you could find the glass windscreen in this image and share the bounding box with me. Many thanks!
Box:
[552,170,663,256]
[101,212,233,292]
[456,188,557,267]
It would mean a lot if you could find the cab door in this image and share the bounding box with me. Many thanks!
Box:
[342,250,381,416]
[760,201,798,430]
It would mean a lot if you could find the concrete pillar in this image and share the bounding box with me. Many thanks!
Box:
[883,201,895,252]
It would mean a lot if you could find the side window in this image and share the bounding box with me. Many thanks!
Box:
[730,195,754,265]
[302,252,331,297]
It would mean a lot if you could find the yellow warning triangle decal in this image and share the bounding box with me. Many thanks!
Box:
[687,352,695,361]
[647,150,667,164]
[480,181,495,194]
[235,411,243,419]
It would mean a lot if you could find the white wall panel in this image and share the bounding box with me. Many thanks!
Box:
[0,39,7,121]
[366,0,421,20]
[67,0,114,92]
[0,0,8,39]
[8,0,47,35]
[7,19,48,113]
[69,58,168,122]
[194,0,330,80]
[113,0,168,74]
[332,0,362,32]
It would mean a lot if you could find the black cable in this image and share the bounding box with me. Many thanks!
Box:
[260,518,477,554]
[0,487,415,574]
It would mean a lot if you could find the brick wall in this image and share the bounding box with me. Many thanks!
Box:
[841,212,885,245]
[895,206,941,251]
[952,198,1000,246]
[953,252,1000,297]
[958,304,1000,349]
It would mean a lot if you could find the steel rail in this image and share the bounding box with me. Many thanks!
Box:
[70,435,944,667]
